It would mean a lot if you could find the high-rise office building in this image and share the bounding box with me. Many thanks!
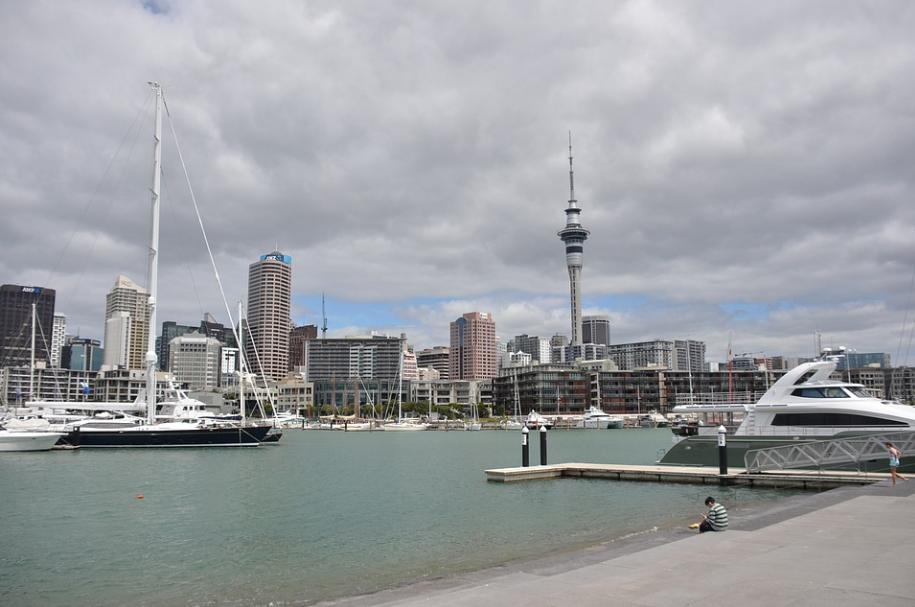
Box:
[449,312,497,380]
[245,251,292,381]
[417,346,451,380]
[557,136,590,347]
[51,313,67,368]
[0,284,56,370]
[289,324,318,371]
[103,275,149,370]
[62,338,104,371]
[582,315,610,346]
[168,331,222,391]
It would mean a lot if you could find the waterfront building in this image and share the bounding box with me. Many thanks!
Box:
[303,334,404,383]
[604,339,705,372]
[0,284,56,372]
[246,251,292,381]
[494,363,588,417]
[408,378,492,412]
[51,313,66,368]
[449,312,497,380]
[557,138,590,347]
[417,346,450,380]
[582,315,610,347]
[289,324,318,371]
[103,276,149,370]
[273,373,314,416]
[168,331,222,391]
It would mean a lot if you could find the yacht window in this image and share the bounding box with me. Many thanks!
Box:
[791,387,850,398]
[771,413,907,427]
[792,388,827,398]
[848,387,873,398]
[823,387,850,398]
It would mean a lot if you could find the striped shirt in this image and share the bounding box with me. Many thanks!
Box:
[707,503,729,531]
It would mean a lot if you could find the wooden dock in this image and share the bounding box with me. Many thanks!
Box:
[484,462,890,490]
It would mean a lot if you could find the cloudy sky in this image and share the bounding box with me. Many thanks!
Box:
[2,1,914,364]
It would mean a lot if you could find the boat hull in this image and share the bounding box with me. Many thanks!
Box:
[0,431,65,452]
[61,425,271,448]
[659,431,915,472]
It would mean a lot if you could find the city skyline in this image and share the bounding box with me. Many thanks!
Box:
[3,3,915,364]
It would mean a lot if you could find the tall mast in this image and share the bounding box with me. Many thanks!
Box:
[30,303,36,399]
[145,82,163,424]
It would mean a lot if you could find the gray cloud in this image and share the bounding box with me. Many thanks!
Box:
[2,0,914,364]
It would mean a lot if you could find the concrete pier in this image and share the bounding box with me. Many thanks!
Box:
[485,462,890,490]
[316,479,915,606]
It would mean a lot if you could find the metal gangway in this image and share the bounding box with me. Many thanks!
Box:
[744,431,915,473]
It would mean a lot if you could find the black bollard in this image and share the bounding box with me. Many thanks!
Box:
[539,425,548,465]
[717,425,728,480]
[521,425,530,467]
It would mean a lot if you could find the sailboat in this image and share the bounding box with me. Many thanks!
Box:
[500,375,523,429]
[382,347,426,431]
[464,400,482,431]
[61,83,270,448]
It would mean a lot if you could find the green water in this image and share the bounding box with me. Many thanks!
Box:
[0,429,802,606]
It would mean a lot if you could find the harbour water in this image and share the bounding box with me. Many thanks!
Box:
[1,428,805,606]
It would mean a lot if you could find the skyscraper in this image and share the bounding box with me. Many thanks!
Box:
[51,313,67,368]
[557,135,590,346]
[0,284,56,370]
[449,312,497,380]
[582,315,610,346]
[246,251,292,381]
[103,275,148,370]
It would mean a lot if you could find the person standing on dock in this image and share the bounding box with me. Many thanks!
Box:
[698,496,728,533]
[886,443,909,486]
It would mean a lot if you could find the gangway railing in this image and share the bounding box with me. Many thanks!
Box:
[744,431,915,473]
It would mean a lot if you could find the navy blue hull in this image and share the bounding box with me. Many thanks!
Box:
[62,425,272,448]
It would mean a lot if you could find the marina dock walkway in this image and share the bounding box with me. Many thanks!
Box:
[317,479,915,606]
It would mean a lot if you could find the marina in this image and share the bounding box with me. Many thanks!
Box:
[0,428,811,607]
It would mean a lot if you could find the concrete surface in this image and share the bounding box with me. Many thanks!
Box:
[314,478,915,606]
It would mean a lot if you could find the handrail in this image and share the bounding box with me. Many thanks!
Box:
[744,431,915,473]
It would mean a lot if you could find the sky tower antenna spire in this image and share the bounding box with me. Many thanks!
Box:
[568,131,575,204]
[321,293,328,338]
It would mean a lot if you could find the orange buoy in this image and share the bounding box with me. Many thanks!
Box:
[137,494,144,499]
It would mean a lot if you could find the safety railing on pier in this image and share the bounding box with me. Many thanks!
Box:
[744,431,915,473]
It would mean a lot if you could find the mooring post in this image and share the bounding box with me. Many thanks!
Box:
[521,425,530,467]
[539,424,548,465]
[718,425,728,482]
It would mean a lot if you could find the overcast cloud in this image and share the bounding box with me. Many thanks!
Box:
[2,0,914,363]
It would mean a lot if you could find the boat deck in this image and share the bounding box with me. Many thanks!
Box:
[484,462,890,490]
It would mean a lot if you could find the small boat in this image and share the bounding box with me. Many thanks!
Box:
[0,421,64,452]
[525,410,553,430]
[577,406,624,429]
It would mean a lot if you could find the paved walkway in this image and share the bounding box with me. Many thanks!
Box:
[316,479,915,606]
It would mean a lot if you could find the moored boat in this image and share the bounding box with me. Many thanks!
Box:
[660,350,915,468]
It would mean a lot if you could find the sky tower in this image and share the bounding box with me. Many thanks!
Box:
[557,134,590,347]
